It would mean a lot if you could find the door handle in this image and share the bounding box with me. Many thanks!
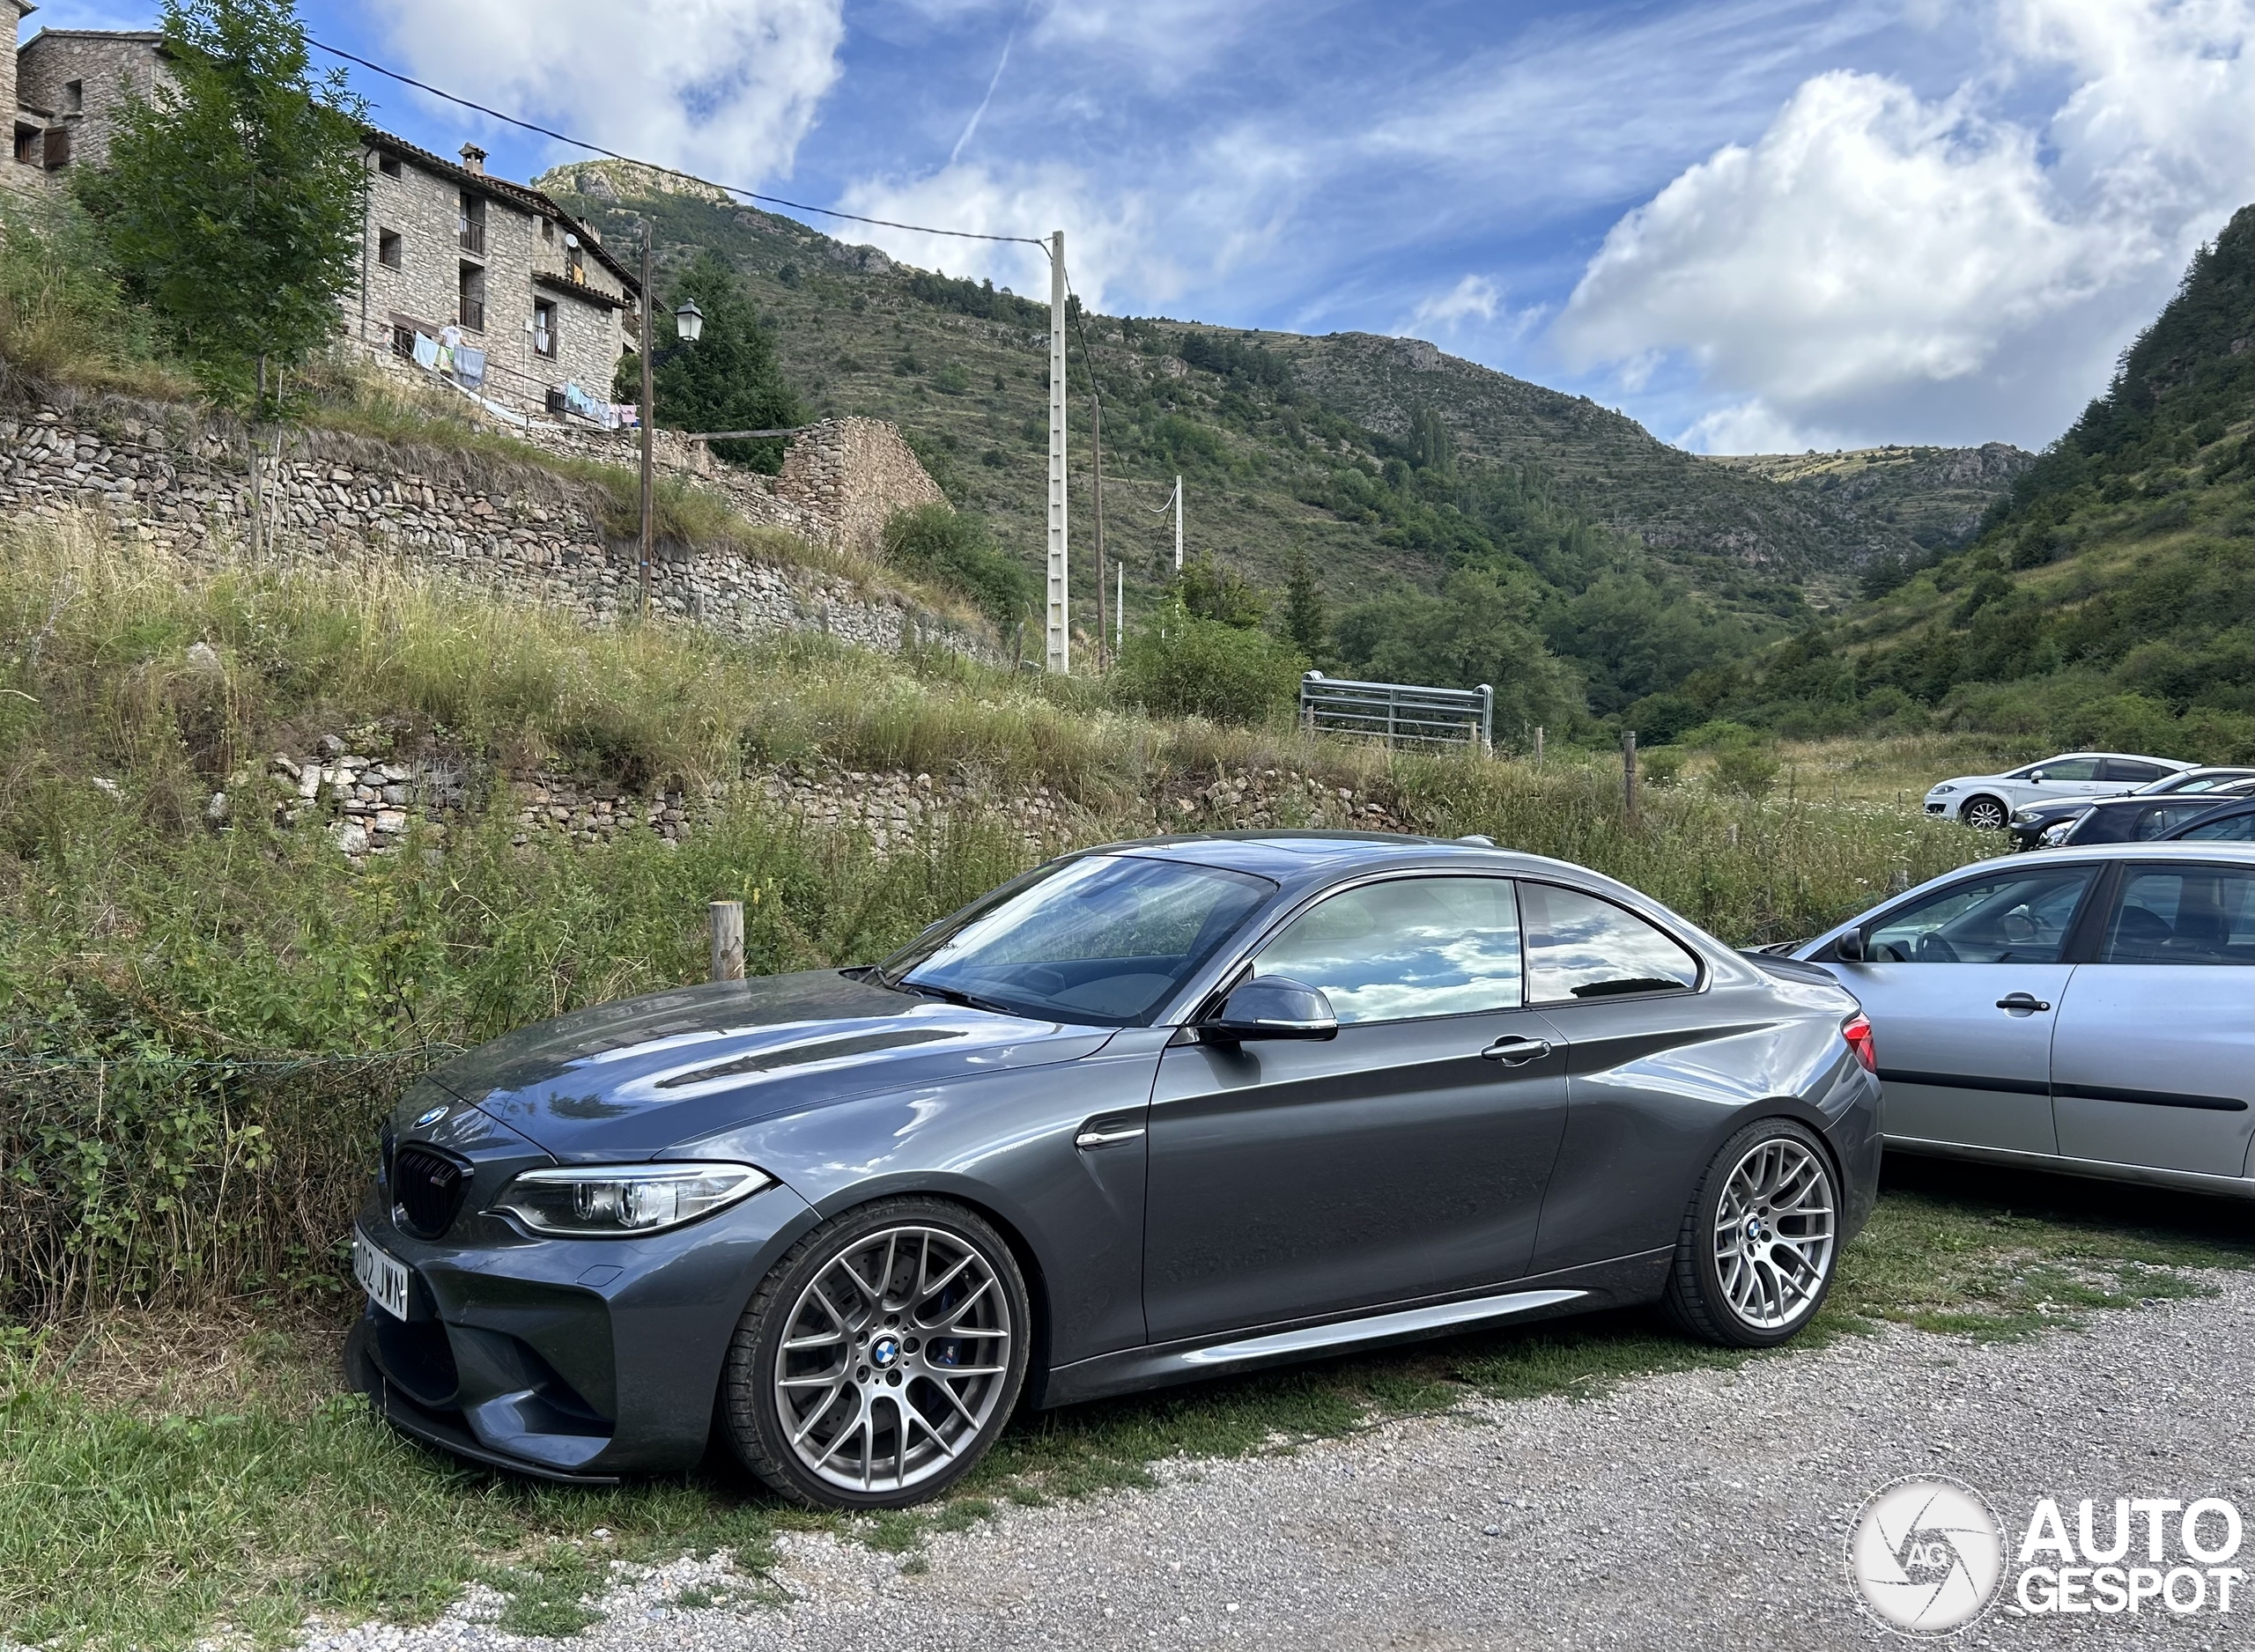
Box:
[1481,1036,1553,1066]
[1994,992,2052,1013]
[1075,1117,1146,1150]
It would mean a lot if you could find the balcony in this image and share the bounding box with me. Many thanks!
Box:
[458,217,485,255]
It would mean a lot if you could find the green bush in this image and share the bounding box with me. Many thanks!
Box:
[1711,745,1782,797]
[1638,747,1686,787]
[1113,600,1306,723]
[879,504,1034,622]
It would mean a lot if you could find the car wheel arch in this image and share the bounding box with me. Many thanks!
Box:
[1959,793,2009,827]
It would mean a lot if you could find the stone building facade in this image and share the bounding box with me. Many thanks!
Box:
[350,130,640,418]
[1,7,170,189]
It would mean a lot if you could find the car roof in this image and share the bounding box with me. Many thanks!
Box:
[1091,830,1515,877]
[2017,751,2196,766]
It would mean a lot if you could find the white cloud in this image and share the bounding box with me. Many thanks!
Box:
[834,162,1164,313]
[368,0,847,186]
[1555,0,2252,451]
[1408,276,1500,329]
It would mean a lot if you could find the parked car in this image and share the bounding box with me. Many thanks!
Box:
[2027,778,2255,849]
[2007,765,2255,851]
[1791,843,2253,1199]
[2167,798,2255,843]
[1925,753,2194,832]
[348,833,1881,1507]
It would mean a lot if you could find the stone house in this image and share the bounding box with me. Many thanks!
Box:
[0,5,170,189]
[349,129,640,417]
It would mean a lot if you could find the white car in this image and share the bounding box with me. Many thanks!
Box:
[1923,752,2194,832]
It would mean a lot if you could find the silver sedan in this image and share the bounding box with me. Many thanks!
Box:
[1793,843,2254,1198]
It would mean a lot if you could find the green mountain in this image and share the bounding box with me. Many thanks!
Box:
[539,164,2033,731]
[1704,443,2034,552]
[1694,203,2254,758]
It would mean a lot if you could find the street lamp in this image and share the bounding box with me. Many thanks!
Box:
[636,229,704,619]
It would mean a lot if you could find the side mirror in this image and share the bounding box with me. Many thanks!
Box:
[2028,770,2046,784]
[1832,929,1867,963]
[1207,977,1337,1042]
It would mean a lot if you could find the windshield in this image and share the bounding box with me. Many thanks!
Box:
[2146,770,2253,795]
[878,855,1277,1026]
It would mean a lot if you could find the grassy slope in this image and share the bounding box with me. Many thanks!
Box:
[538,173,2018,626]
[1712,204,2255,754]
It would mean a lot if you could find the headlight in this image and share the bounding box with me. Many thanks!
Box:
[2012,808,2040,822]
[492,1162,773,1236]
[1931,784,1956,795]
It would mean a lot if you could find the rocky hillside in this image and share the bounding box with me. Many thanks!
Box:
[536,167,2020,623]
[1704,443,2034,552]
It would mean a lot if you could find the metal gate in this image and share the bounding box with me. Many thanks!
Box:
[1298,672,1492,753]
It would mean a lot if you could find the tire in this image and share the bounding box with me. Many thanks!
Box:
[721,1196,1031,1509]
[1660,1117,1840,1349]
[1959,795,2009,832]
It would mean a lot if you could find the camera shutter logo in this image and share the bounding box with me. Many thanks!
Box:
[1847,1477,2006,1635]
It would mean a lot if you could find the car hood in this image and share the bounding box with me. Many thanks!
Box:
[420,970,1113,1159]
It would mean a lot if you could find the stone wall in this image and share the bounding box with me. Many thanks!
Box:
[228,740,1408,867]
[0,394,991,658]
[766,417,949,557]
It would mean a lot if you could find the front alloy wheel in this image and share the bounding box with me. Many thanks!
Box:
[722,1198,1029,1508]
[1662,1118,1838,1348]
[1960,796,2009,831]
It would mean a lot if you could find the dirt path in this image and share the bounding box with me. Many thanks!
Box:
[299,1273,2255,1652]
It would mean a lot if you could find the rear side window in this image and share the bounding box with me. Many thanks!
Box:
[1519,883,1700,1002]
[1253,875,1522,1024]
[2102,759,2168,783]
[2099,867,2255,965]
[1866,866,2095,963]
[2179,810,2253,843]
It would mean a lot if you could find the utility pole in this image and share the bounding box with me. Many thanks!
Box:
[1091,392,1106,668]
[1115,558,1124,653]
[637,228,656,621]
[1172,474,1183,570]
[1045,229,1069,674]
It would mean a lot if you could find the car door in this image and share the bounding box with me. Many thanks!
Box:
[2025,756,2109,802]
[2051,860,2255,1177]
[1142,874,1569,1344]
[1830,861,2102,1155]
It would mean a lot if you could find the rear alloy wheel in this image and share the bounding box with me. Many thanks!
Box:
[1661,1118,1838,1348]
[1960,795,2009,832]
[721,1198,1029,1509]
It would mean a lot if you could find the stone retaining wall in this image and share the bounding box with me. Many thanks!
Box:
[0,394,990,658]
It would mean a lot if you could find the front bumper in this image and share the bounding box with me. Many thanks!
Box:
[349,1181,817,1479]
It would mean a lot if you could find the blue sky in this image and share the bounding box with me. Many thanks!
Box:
[33,0,2251,452]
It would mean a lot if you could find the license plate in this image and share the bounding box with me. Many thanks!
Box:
[353,1228,410,1321]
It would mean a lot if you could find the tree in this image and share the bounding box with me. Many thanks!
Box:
[1280,546,1328,660]
[76,0,363,403]
[1171,553,1267,629]
[1333,570,1584,735]
[621,251,803,472]
[1114,598,1306,724]
[879,503,1032,622]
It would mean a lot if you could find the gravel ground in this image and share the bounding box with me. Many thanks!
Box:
[297,1274,2255,1652]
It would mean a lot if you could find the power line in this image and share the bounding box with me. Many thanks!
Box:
[307,37,1050,251]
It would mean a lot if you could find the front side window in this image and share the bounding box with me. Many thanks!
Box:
[1866,867,2095,963]
[880,855,1275,1027]
[2018,757,2100,782]
[1521,883,1700,1002]
[2100,867,2255,965]
[1251,876,1522,1025]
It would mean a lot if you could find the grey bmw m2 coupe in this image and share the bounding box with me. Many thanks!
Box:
[350,833,1881,1508]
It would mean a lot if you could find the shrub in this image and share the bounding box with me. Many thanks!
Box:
[1711,745,1782,797]
[1638,747,1686,787]
[879,504,1033,622]
[1113,600,1306,723]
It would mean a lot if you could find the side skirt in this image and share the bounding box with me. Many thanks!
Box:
[1037,1248,1671,1410]
[1884,1135,2255,1200]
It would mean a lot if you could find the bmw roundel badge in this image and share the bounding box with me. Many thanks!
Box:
[412,1103,449,1129]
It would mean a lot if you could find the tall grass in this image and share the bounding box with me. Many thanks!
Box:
[0,515,1993,1322]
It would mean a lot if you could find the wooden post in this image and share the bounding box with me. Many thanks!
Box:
[1533,726,1544,770]
[708,900,744,983]
[1623,730,1639,827]
[1091,394,1106,669]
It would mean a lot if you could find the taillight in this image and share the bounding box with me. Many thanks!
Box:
[1843,1014,1876,1073]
